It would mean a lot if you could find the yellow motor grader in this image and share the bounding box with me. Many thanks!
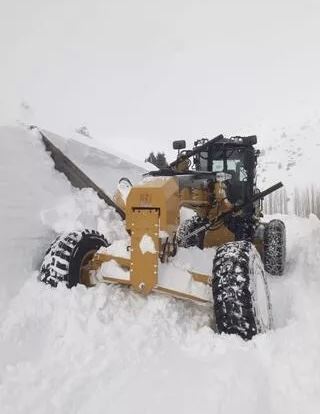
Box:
[40,133,286,340]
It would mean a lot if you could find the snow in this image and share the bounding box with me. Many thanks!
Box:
[256,120,320,191]
[158,246,215,301]
[159,230,169,239]
[116,179,132,203]
[40,187,127,240]
[96,260,130,282]
[0,125,128,310]
[139,234,157,255]
[1,126,320,413]
[99,239,130,259]
[0,126,71,313]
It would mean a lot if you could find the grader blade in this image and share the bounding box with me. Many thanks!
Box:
[31,126,126,219]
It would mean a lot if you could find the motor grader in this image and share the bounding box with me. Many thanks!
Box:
[40,133,286,340]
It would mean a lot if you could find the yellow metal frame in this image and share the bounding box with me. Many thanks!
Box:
[82,250,211,303]
[81,176,242,303]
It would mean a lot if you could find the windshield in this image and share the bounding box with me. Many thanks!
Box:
[211,148,247,182]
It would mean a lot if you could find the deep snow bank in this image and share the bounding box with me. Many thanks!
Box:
[0,126,71,311]
[0,126,127,313]
[0,126,320,414]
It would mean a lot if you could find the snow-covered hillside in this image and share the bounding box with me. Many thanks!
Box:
[1,126,320,414]
[256,119,320,189]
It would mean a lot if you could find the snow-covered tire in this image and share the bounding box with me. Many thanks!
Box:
[212,241,272,340]
[176,216,205,248]
[264,219,286,276]
[40,230,109,288]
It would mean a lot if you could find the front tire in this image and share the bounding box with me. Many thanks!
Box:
[40,230,109,287]
[212,241,272,340]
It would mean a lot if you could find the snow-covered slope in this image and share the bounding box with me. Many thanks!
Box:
[1,126,320,414]
[256,119,320,189]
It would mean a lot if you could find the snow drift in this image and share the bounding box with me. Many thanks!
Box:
[0,126,320,414]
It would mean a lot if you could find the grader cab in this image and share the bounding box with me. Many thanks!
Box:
[40,133,286,340]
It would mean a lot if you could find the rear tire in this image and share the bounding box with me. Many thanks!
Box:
[264,219,286,276]
[176,216,205,248]
[40,230,109,288]
[212,241,272,340]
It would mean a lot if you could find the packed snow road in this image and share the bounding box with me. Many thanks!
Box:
[0,126,319,414]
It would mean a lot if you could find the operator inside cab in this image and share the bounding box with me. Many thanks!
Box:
[192,137,257,207]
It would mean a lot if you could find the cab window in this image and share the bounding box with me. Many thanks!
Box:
[212,160,223,172]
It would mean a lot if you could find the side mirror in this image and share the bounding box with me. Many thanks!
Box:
[173,140,186,150]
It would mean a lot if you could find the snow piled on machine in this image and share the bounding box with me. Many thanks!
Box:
[1,125,320,414]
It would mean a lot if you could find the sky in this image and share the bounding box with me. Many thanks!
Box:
[1,0,320,160]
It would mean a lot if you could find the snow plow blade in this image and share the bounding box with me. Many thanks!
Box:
[33,126,126,220]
